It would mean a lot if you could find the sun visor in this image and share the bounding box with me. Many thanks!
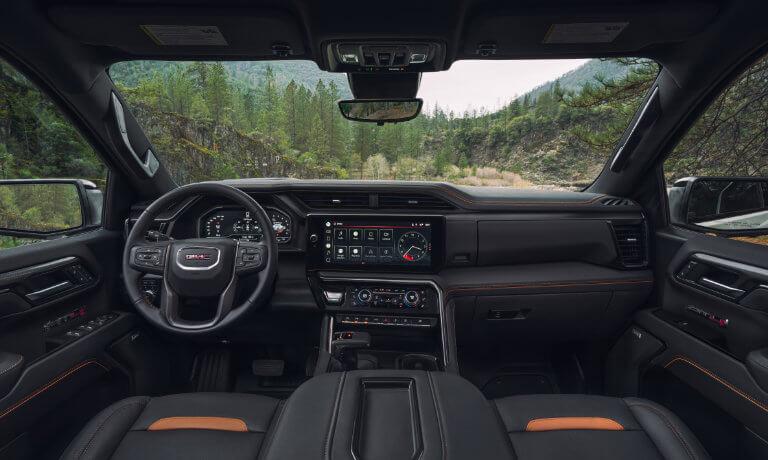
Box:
[47,6,306,58]
[348,73,421,99]
[462,2,719,58]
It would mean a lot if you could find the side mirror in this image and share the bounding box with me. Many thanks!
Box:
[670,177,768,233]
[0,179,102,239]
[338,98,423,125]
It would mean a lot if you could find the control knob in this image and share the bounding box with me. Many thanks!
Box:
[404,290,420,307]
[357,289,372,304]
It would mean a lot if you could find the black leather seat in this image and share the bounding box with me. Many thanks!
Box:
[494,394,709,460]
[60,393,281,460]
[62,372,708,460]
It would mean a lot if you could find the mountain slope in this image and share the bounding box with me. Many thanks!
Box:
[111,60,351,96]
[526,59,632,100]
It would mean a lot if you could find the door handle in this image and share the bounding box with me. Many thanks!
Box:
[699,277,745,296]
[26,280,73,301]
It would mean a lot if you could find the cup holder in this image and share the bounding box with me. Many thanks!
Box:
[396,353,439,371]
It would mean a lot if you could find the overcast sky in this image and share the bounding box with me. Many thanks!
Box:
[418,59,589,114]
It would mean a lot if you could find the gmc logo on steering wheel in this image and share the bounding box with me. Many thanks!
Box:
[185,253,211,261]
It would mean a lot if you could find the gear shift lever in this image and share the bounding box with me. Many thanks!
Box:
[330,331,371,371]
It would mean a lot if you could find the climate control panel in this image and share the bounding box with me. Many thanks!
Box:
[317,281,437,314]
[351,286,428,310]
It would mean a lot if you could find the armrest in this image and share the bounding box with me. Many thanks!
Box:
[0,352,24,398]
[746,348,768,392]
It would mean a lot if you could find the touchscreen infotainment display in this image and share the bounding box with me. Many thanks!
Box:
[308,216,443,270]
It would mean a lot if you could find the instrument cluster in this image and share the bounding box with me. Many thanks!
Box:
[199,207,293,244]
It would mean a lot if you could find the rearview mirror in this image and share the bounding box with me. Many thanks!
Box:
[669,177,768,233]
[338,99,423,125]
[0,179,102,238]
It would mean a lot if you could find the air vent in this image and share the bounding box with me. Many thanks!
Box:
[600,197,634,206]
[294,192,370,209]
[377,194,454,210]
[611,223,648,267]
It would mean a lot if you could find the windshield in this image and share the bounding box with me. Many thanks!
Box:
[110,58,658,190]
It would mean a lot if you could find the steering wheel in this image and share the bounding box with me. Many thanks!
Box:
[122,182,277,335]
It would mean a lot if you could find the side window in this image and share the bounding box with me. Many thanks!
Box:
[0,58,107,250]
[665,53,768,243]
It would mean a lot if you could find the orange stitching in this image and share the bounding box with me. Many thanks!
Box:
[447,279,653,294]
[664,356,768,413]
[0,360,107,420]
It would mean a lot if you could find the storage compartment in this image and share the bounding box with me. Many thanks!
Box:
[471,292,612,343]
[353,379,422,460]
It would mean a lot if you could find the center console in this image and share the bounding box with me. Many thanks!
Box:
[306,215,448,373]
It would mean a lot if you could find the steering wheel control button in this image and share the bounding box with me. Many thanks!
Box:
[134,247,166,268]
[236,244,264,270]
[324,290,345,305]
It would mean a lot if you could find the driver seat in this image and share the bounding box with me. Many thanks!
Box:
[60,393,280,460]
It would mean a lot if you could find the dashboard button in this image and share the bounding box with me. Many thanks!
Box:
[334,246,348,261]
[379,247,394,262]
[364,229,378,242]
[349,246,362,262]
[349,229,362,242]
[363,246,378,261]
[379,229,393,242]
[334,229,348,243]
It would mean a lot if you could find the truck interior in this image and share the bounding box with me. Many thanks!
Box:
[1,1,768,459]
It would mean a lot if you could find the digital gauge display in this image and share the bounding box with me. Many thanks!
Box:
[199,207,293,244]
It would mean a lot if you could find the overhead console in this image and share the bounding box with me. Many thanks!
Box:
[325,41,445,73]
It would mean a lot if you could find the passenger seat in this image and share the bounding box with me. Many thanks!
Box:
[494,394,709,460]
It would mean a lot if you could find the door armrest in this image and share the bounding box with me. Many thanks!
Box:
[0,352,24,398]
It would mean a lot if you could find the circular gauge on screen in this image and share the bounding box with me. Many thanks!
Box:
[203,214,226,238]
[397,231,429,262]
[269,209,293,244]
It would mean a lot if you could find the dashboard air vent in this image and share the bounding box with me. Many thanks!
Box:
[600,197,634,206]
[611,223,648,267]
[377,194,454,210]
[295,192,370,209]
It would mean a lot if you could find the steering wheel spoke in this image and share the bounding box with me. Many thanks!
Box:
[128,242,170,275]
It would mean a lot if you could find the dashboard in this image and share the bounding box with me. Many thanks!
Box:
[198,206,293,244]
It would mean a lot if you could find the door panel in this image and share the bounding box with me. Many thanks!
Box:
[640,227,768,458]
[0,229,132,457]
[655,228,768,360]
